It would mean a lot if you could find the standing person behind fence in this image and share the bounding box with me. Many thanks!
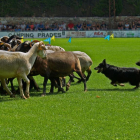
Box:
[136,20,140,30]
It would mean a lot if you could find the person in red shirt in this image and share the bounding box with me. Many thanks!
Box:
[30,22,34,30]
[67,21,74,30]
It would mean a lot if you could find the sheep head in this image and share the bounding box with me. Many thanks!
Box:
[38,41,46,50]
[37,41,47,59]
[0,36,9,43]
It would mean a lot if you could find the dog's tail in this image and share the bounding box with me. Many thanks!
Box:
[136,61,140,66]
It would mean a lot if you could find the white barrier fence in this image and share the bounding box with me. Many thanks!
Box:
[0,30,140,38]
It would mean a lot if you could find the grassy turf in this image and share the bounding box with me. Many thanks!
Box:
[0,38,140,140]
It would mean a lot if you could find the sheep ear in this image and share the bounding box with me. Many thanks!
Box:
[38,41,45,50]
[30,40,40,47]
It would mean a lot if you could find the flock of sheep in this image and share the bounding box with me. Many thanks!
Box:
[0,35,93,99]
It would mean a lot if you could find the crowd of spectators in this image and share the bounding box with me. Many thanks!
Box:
[1,20,140,31]
[118,20,140,30]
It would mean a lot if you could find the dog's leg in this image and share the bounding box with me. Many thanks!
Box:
[111,81,117,86]
[133,84,139,89]
[118,83,125,86]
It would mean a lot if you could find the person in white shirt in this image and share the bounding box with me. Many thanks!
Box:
[61,21,66,30]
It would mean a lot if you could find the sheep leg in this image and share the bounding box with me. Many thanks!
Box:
[9,78,16,93]
[17,78,27,99]
[66,74,76,91]
[1,78,15,98]
[86,68,92,81]
[77,74,86,83]
[69,73,81,82]
[49,78,55,93]
[0,82,7,95]
[55,77,65,93]
[42,77,48,96]
[76,71,87,92]
[28,76,40,91]
[23,76,30,98]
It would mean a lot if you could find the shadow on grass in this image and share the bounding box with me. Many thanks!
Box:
[88,88,137,92]
[30,87,66,97]
[0,94,23,102]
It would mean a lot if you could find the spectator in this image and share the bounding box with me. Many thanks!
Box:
[124,21,130,30]
[2,24,7,31]
[76,22,82,31]
[82,21,87,30]
[38,22,45,30]
[67,21,74,30]
[86,21,91,30]
[6,23,12,31]
[131,21,136,30]
[16,22,21,30]
[0,22,3,31]
[58,22,63,30]
[14,26,21,31]
[30,22,34,30]
[61,21,66,30]
[34,23,39,31]
[100,21,107,30]
[21,22,26,31]
[54,22,58,30]
[44,23,50,30]
[11,23,16,31]
[118,22,123,30]
[96,23,100,30]
[26,23,30,30]
[50,22,58,30]
[136,20,140,30]
[91,22,96,30]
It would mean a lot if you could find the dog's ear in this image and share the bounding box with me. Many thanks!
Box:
[103,59,107,67]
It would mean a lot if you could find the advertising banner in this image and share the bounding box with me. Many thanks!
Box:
[0,31,66,38]
[66,31,86,38]
[1,30,140,38]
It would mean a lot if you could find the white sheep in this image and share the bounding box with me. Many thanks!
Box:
[0,41,46,99]
[45,45,65,51]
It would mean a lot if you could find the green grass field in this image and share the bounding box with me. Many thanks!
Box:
[0,38,140,140]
